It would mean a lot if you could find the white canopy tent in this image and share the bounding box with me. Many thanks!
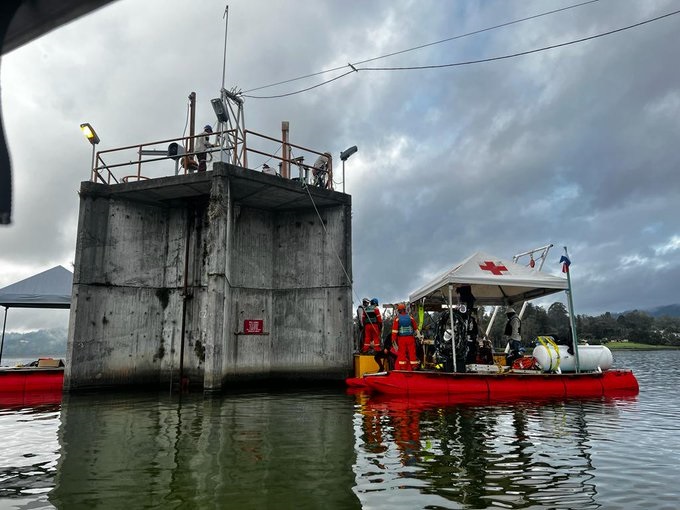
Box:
[0,265,73,364]
[409,251,568,308]
[408,251,570,373]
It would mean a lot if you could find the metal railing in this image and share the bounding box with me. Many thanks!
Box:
[91,128,334,190]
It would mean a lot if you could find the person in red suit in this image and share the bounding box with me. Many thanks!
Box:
[361,298,383,352]
[391,303,420,371]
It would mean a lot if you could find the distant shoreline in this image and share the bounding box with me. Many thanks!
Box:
[605,342,680,350]
[1,355,66,367]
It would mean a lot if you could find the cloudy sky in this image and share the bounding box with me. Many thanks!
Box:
[1,0,679,331]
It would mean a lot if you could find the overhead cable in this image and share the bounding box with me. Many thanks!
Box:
[241,0,601,95]
[360,8,680,72]
[244,8,680,99]
[352,0,602,67]
[242,70,355,99]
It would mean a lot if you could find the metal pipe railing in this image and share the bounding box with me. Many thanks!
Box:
[89,128,333,190]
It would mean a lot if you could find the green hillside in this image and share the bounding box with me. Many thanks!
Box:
[2,328,67,357]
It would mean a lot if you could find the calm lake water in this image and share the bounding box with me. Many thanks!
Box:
[0,350,678,509]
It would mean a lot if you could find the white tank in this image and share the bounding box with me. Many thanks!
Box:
[532,344,613,373]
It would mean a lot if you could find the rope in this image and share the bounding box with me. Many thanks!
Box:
[302,182,364,308]
[260,143,283,168]
[537,335,561,372]
[302,182,384,347]
[182,100,190,138]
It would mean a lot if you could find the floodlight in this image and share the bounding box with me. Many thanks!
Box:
[80,123,100,145]
[211,98,229,123]
[340,145,358,161]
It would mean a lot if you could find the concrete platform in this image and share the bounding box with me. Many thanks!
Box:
[66,162,353,391]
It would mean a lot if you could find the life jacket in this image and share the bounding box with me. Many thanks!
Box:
[397,314,414,336]
[512,356,537,370]
[364,305,378,323]
[356,306,365,328]
[504,315,521,336]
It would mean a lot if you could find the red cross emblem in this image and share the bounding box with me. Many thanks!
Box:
[479,261,508,275]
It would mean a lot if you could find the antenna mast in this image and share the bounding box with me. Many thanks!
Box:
[215,4,247,168]
[221,5,229,90]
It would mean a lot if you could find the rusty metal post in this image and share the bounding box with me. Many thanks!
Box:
[281,121,290,179]
[179,206,193,390]
[136,144,142,179]
[188,92,196,153]
[327,156,333,190]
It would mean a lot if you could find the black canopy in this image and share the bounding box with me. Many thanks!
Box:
[0,265,72,363]
[0,265,72,308]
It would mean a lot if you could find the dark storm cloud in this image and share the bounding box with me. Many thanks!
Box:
[1,0,679,331]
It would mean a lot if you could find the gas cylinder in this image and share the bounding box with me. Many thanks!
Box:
[532,344,613,373]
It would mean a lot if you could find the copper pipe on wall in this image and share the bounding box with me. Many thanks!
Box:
[188,92,196,153]
[281,121,290,179]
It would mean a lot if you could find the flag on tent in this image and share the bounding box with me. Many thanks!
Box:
[559,255,571,273]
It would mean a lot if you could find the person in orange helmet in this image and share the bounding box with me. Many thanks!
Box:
[391,303,420,371]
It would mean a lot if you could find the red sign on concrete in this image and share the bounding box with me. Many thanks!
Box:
[244,319,264,334]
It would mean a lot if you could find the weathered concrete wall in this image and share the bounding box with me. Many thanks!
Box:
[269,208,352,379]
[66,194,177,390]
[66,165,353,391]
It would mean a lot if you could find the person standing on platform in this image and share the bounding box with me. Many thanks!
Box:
[374,330,397,372]
[361,298,382,353]
[392,303,420,371]
[503,307,523,365]
[196,124,214,172]
[356,297,369,352]
[465,308,480,364]
[311,152,331,187]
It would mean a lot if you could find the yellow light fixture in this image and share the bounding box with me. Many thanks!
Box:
[80,122,100,145]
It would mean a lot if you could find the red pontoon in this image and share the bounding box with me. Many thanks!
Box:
[360,369,638,399]
[0,266,71,407]
[0,360,64,407]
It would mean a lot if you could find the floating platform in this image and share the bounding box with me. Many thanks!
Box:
[354,369,639,401]
[0,365,64,408]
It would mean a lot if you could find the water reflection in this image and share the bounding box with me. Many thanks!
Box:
[0,389,62,409]
[4,351,676,510]
[0,404,61,504]
[353,392,638,509]
[50,391,361,509]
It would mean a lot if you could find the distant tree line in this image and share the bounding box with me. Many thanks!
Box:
[482,303,680,347]
[6,304,680,360]
[1,328,67,359]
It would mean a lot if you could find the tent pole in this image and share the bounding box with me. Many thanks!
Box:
[448,284,457,373]
[563,246,580,373]
[485,306,499,338]
[0,306,8,366]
